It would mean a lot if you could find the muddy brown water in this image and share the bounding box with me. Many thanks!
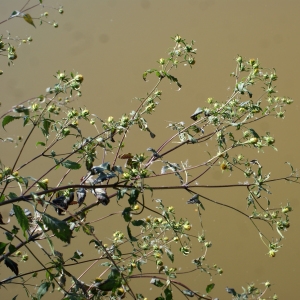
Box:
[0,1,299,299]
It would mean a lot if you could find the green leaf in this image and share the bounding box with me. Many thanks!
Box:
[122,207,132,222]
[5,231,14,241]
[4,257,19,275]
[8,244,17,254]
[0,242,8,255]
[117,188,127,200]
[42,213,72,243]
[164,287,173,300]
[150,278,164,287]
[206,283,215,293]
[2,116,21,130]
[72,250,83,260]
[61,160,81,170]
[127,224,137,242]
[0,195,5,203]
[13,204,29,239]
[41,119,51,138]
[131,220,146,227]
[36,141,46,147]
[165,248,174,263]
[37,181,48,190]
[249,128,260,138]
[37,282,51,300]
[8,192,18,200]
[10,11,20,18]
[23,115,30,126]
[128,189,139,205]
[82,224,94,235]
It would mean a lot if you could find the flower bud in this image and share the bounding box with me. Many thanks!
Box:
[74,74,84,83]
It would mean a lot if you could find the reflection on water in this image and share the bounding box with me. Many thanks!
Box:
[0,0,299,299]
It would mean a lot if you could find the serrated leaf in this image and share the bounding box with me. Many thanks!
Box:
[131,220,146,227]
[13,204,29,239]
[41,119,51,139]
[2,116,21,130]
[0,242,8,255]
[42,213,71,243]
[61,160,81,170]
[206,283,215,293]
[37,282,51,300]
[4,257,19,275]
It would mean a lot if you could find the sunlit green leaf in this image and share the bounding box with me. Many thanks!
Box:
[2,116,21,130]
[13,204,29,239]
[42,213,72,243]
[36,141,46,147]
[0,242,8,255]
[206,283,215,293]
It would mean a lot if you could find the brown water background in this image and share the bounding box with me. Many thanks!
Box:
[0,0,299,299]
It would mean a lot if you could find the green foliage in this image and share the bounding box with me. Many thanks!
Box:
[0,3,297,300]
